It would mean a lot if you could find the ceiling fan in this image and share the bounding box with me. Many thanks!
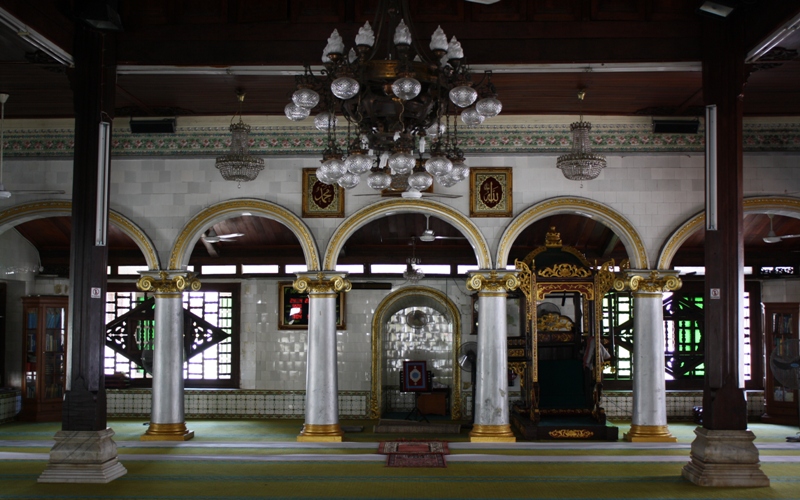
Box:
[419,214,467,242]
[202,229,244,243]
[0,94,66,199]
[764,214,800,243]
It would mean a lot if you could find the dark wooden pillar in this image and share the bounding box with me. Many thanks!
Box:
[701,14,748,431]
[62,20,116,432]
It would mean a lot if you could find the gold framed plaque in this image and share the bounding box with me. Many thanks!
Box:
[470,167,512,217]
[302,168,344,218]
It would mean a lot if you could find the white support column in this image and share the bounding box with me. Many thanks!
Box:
[295,272,351,442]
[622,270,681,442]
[466,270,520,443]
[136,271,200,441]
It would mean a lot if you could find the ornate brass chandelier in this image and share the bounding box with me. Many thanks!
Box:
[556,90,606,182]
[284,0,502,197]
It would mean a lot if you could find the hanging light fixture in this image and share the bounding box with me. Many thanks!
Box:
[285,0,501,196]
[403,237,425,283]
[556,90,606,182]
[216,92,264,187]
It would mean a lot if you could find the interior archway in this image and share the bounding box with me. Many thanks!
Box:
[369,286,462,419]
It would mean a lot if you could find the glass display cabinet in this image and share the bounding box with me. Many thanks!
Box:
[762,302,799,425]
[20,296,68,422]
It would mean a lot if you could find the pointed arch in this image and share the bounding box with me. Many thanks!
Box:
[169,198,320,271]
[495,196,648,269]
[0,200,160,269]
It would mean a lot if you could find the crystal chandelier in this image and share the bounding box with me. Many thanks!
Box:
[556,90,606,182]
[285,0,502,197]
[216,93,264,186]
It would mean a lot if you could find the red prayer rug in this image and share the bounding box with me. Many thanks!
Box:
[385,453,447,468]
[377,440,449,455]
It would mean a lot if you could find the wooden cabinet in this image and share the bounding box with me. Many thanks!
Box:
[19,296,68,422]
[762,302,799,425]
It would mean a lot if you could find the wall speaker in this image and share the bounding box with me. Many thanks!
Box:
[129,118,176,134]
[652,119,699,134]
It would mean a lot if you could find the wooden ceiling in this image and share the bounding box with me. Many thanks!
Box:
[3,0,800,276]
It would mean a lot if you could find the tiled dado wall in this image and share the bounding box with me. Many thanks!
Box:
[107,389,369,419]
[0,390,21,424]
[105,388,764,421]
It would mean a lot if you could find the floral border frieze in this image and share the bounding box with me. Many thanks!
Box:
[3,122,800,157]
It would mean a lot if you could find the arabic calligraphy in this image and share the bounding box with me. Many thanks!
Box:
[311,181,334,209]
[479,176,503,209]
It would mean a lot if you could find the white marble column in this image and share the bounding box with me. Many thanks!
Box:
[295,272,351,442]
[466,270,519,443]
[136,271,200,441]
[622,270,681,442]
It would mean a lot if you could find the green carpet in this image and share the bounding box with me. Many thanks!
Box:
[1,461,800,499]
[1,419,799,499]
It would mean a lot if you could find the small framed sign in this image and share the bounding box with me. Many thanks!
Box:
[278,281,346,330]
[302,168,344,218]
[469,167,512,217]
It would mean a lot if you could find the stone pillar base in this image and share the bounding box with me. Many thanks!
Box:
[38,428,127,484]
[469,424,516,443]
[297,423,343,442]
[682,427,770,487]
[141,422,195,441]
[624,424,678,443]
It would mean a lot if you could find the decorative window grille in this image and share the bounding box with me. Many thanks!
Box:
[104,284,238,388]
[601,292,633,380]
[663,292,705,380]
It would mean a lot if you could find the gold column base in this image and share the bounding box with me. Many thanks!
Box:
[624,424,678,442]
[140,422,194,441]
[469,424,516,443]
[297,423,344,442]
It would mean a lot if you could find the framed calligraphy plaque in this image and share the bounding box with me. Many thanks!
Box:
[278,282,346,330]
[302,168,344,218]
[469,167,512,217]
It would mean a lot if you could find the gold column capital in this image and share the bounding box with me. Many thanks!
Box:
[293,271,352,295]
[136,270,201,295]
[466,269,520,293]
[616,269,682,294]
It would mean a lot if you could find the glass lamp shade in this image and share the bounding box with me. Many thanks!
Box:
[424,154,453,177]
[314,112,338,131]
[388,152,416,174]
[449,85,478,108]
[331,77,360,100]
[367,169,392,190]
[316,167,335,185]
[436,174,459,188]
[449,161,470,181]
[337,172,361,189]
[476,96,502,117]
[285,103,310,121]
[319,158,347,181]
[345,151,374,175]
[292,88,320,109]
[408,170,433,191]
[425,122,446,138]
[461,107,485,126]
[392,77,422,100]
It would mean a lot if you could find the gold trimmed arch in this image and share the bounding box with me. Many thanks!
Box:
[495,196,648,269]
[324,198,491,270]
[369,285,462,419]
[657,196,800,270]
[0,200,160,269]
[169,198,320,270]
